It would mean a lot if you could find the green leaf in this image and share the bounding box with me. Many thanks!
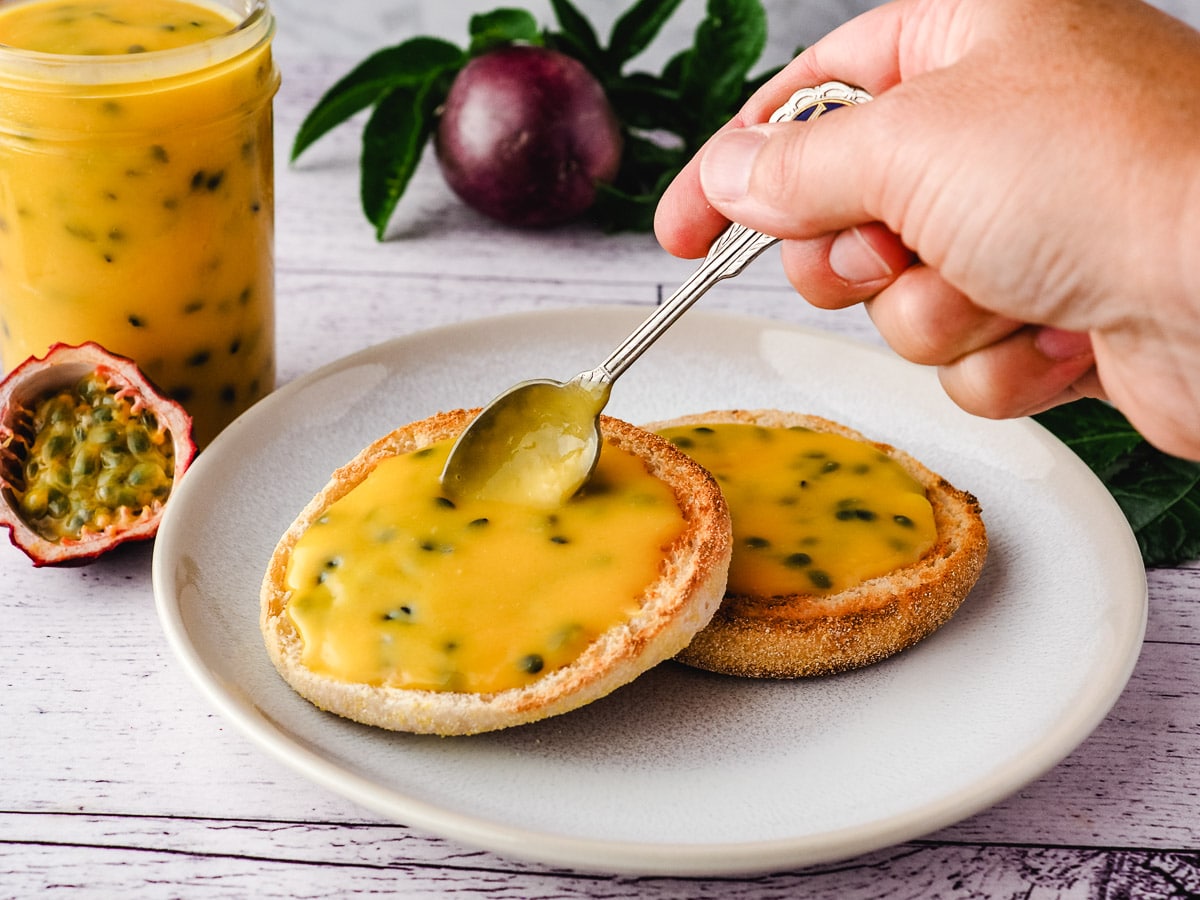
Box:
[291,37,464,162]
[1109,450,1200,528]
[591,183,658,232]
[360,79,440,241]
[606,131,684,203]
[547,0,602,62]
[619,131,686,180]
[1033,399,1144,476]
[593,155,682,231]
[607,0,686,69]
[1034,399,1200,567]
[679,0,767,134]
[659,47,690,90]
[542,29,602,72]
[592,180,680,233]
[604,76,684,131]
[468,8,541,55]
[1109,450,1200,566]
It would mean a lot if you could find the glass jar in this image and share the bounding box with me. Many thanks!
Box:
[0,0,279,446]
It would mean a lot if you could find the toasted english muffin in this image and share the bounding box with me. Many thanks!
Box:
[646,409,987,678]
[260,408,732,735]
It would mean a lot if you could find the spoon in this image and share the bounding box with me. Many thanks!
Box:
[441,81,873,508]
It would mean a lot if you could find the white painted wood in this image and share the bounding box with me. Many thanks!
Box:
[2,815,1199,898]
[3,1,1200,896]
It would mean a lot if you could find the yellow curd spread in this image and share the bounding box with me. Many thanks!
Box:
[657,423,935,596]
[0,0,234,53]
[284,437,685,694]
[0,0,279,446]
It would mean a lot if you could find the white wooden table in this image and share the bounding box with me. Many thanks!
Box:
[4,2,1200,896]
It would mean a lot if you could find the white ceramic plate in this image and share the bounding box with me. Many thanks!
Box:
[153,307,1147,876]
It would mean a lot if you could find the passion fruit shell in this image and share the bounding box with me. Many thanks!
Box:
[0,342,196,566]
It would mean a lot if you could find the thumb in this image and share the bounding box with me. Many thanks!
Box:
[698,112,884,241]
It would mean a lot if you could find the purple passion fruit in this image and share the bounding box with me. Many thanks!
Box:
[0,342,196,566]
[434,45,623,228]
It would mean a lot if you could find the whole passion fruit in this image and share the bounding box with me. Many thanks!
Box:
[0,342,196,566]
[435,45,623,228]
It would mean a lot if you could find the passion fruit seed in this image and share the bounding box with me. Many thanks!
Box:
[15,372,175,543]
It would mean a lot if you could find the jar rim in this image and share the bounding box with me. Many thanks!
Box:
[0,0,274,86]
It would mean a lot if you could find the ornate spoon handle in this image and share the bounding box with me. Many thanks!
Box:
[592,81,873,385]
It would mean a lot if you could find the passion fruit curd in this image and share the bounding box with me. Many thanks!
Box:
[284,437,686,694]
[656,423,936,596]
[0,0,279,447]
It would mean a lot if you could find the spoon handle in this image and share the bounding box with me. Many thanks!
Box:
[597,224,776,381]
[593,81,873,384]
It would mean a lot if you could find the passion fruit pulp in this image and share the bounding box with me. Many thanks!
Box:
[0,342,196,566]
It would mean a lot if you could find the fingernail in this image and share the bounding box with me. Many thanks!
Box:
[1035,326,1093,360]
[700,127,768,203]
[828,226,894,283]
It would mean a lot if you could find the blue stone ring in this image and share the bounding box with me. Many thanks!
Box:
[769,81,873,123]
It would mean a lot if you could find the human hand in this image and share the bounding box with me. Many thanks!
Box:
[654,0,1200,460]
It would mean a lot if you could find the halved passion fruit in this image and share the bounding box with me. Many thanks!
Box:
[0,342,196,566]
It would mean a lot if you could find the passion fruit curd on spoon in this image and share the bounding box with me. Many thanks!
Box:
[439,374,610,508]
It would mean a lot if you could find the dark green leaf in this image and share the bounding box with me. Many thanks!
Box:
[604,77,684,131]
[659,47,690,90]
[593,159,682,231]
[468,8,541,55]
[547,0,602,61]
[619,131,686,176]
[1034,400,1145,477]
[291,37,464,161]
[1104,448,1200,566]
[542,29,602,73]
[360,80,439,241]
[1035,399,1200,566]
[590,183,658,232]
[679,0,767,133]
[1138,511,1191,565]
[1109,450,1200,565]
[607,0,686,69]
[1107,450,1200,530]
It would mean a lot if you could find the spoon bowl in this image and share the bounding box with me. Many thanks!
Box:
[440,372,610,508]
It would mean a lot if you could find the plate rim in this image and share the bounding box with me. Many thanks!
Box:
[152,305,1149,876]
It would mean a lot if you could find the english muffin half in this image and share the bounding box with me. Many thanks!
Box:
[648,409,987,677]
[261,409,732,735]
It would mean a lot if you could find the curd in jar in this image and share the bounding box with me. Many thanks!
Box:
[0,0,279,445]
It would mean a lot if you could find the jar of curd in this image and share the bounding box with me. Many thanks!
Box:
[0,0,279,446]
